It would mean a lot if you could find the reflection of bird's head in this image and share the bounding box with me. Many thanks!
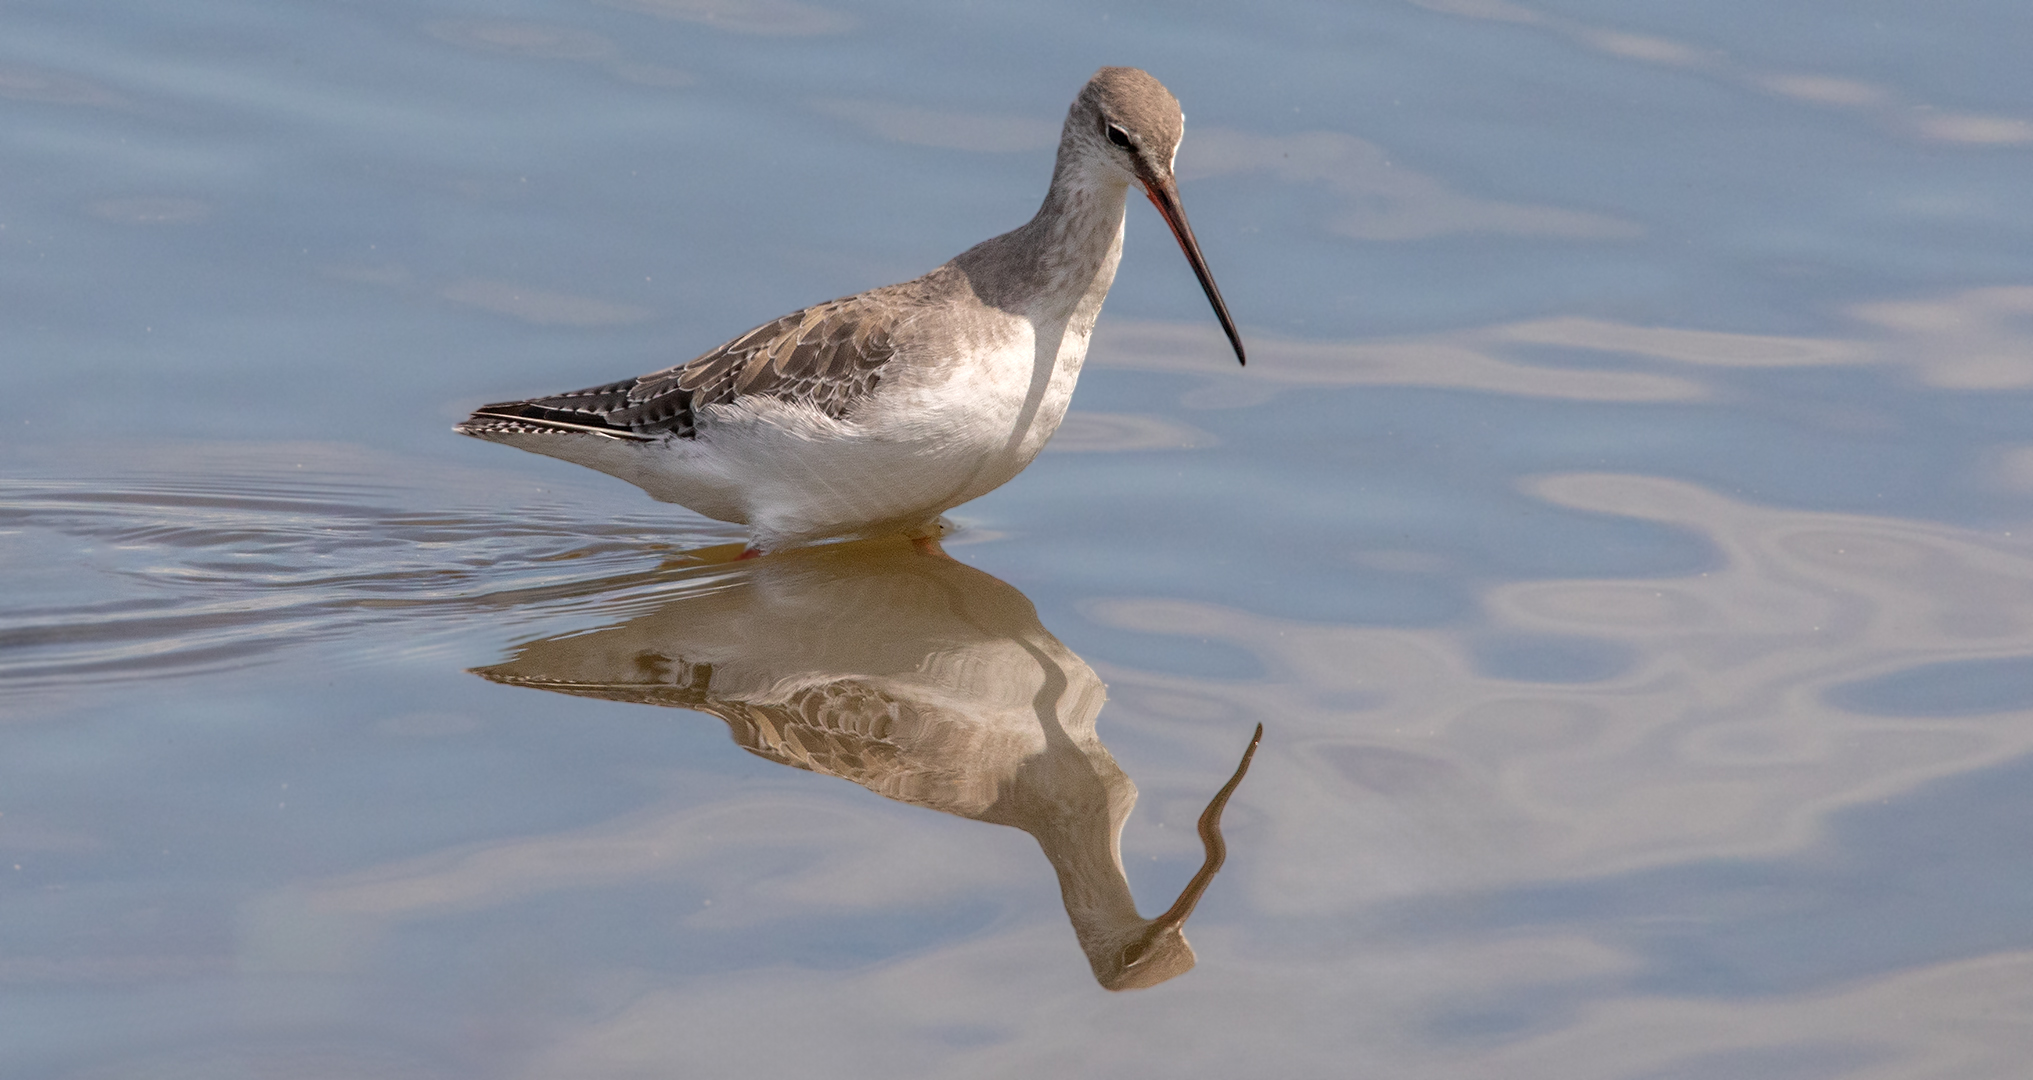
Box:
[1078,723,1263,991]
[1093,919,1199,991]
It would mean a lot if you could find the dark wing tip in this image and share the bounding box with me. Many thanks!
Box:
[453,376,693,441]
[453,406,655,442]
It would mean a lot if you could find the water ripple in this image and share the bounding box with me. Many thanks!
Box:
[0,444,744,690]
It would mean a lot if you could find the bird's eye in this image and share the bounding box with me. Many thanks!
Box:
[1120,940,1149,967]
[1105,123,1133,149]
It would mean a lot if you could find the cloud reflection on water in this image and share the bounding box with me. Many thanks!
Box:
[1096,281,2033,405]
[1182,128,1643,242]
[593,0,854,37]
[1406,0,2033,147]
[1094,470,2033,909]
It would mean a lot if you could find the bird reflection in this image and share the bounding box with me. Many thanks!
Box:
[473,537,1260,990]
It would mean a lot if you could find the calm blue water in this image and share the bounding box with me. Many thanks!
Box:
[7,1,2033,1076]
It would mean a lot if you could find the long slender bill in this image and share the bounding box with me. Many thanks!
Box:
[1153,722,1264,929]
[1141,172,1247,365]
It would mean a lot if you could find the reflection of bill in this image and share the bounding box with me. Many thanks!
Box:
[476,538,1261,990]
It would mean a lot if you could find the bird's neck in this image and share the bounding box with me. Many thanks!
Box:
[984,726,1152,968]
[955,160,1128,328]
[1033,796,1149,955]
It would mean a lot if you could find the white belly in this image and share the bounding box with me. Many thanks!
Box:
[608,316,1089,548]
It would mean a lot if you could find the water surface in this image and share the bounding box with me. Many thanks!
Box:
[7,1,2033,1077]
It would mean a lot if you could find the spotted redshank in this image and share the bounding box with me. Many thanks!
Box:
[456,67,1244,550]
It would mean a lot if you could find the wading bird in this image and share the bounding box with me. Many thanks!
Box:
[457,67,1244,551]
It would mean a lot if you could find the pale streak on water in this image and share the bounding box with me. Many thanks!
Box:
[6,0,2033,1077]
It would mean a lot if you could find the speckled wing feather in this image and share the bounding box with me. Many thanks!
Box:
[457,292,903,442]
[654,294,899,419]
